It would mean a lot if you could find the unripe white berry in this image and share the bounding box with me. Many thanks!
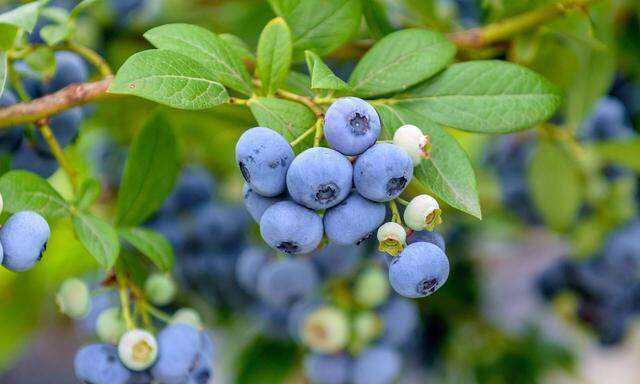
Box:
[96,307,127,345]
[118,329,158,371]
[300,307,350,354]
[144,274,176,306]
[376,222,406,256]
[352,311,383,352]
[56,278,91,319]
[354,266,390,309]
[393,125,431,166]
[171,307,203,330]
[404,194,442,231]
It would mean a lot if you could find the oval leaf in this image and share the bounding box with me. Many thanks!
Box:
[119,227,174,272]
[257,17,292,96]
[305,50,349,91]
[248,97,316,142]
[591,138,640,172]
[0,170,70,219]
[73,212,120,270]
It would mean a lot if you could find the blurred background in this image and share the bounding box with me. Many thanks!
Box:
[0,0,639,383]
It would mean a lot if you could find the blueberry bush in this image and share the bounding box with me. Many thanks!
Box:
[0,0,639,383]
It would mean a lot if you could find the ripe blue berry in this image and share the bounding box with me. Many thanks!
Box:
[324,97,381,156]
[311,243,363,278]
[42,51,89,93]
[11,143,59,178]
[304,353,351,384]
[33,107,83,154]
[257,258,319,307]
[0,90,24,152]
[74,344,131,384]
[242,183,286,223]
[407,230,445,252]
[0,211,50,272]
[286,147,353,210]
[236,247,271,294]
[352,346,401,384]
[260,201,323,254]
[151,324,201,384]
[580,97,634,141]
[235,127,294,197]
[323,191,385,246]
[389,242,449,298]
[163,165,216,212]
[354,143,413,202]
[377,297,419,346]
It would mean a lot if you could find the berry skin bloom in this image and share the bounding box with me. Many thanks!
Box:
[151,324,201,383]
[74,344,132,384]
[352,346,402,384]
[118,329,158,371]
[389,242,450,298]
[403,194,442,231]
[0,211,50,272]
[354,143,414,202]
[235,127,294,197]
[301,306,350,354]
[393,124,431,166]
[323,191,386,246]
[324,97,381,156]
[259,201,324,255]
[377,222,407,256]
[286,147,353,210]
[257,258,319,307]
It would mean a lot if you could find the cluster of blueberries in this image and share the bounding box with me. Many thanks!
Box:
[0,51,90,178]
[537,220,640,346]
[237,96,450,299]
[0,201,51,273]
[235,239,428,384]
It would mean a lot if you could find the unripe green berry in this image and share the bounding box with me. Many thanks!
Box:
[404,194,442,231]
[55,278,91,319]
[144,274,176,306]
[377,222,406,256]
[96,307,127,345]
[118,329,158,371]
[301,306,350,354]
[352,311,383,351]
[354,266,390,309]
[171,307,203,330]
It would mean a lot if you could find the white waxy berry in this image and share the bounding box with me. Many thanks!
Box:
[376,222,406,256]
[404,194,442,231]
[300,307,350,354]
[118,329,158,371]
[393,125,431,166]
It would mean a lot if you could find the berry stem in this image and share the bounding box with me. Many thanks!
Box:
[117,274,136,330]
[389,199,403,225]
[313,118,324,147]
[35,120,79,191]
[290,125,316,146]
[63,40,113,77]
[396,197,410,206]
[142,301,173,324]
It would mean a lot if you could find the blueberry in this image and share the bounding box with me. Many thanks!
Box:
[389,242,449,298]
[286,147,353,210]
[300,306,350,354]
[56,278,91,319]
[376,222,406,256]
[257,258,319,307]
[377,297,419,346]
[354,266,390,308]
[96,307,127,345]
[287,300,319,341]
[11,142,59,178]
[109,0,146,19]
[151,324,201,384]
[242,183,286,223]
[311,243,363,278]
[164,166,217,212]
[0,211,50,272]
[74,344,131,384]
[579,97,634,142]
[354,144,413,202]
[33,107,83,154]
[536,259,574,300]
[172,308,204,330]
[323,191,385,245]
[193,202,249,251]
[324,97,381,156]
[118,329,158,371]
[352,346,401,384]
[407,230,446,252]
[602,220,640,280]
[12,61,43,99]
[144,274,177,306]
[260,201,323,254]
[0,241,3,266]
[188,342,214,384]
[0,89,25,153]
[235,247,271,294]
[304,353,351,384]
[403,194,442,231]
[75,289,118,336]
[235,127,294,197]
[42,51,89,93]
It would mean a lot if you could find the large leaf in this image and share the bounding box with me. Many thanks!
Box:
[116,114,178,227]
[349,29,455,97]
[591,139,640,173]
[0,171,70,219]
[395,61,562,133]
[119,227,174,272]
[305,50,348,91]
[363,0,394,39]
[528,139,583,231]
[0,1,43,32]
[108,49,228,110]
[269,0,362,59]
[144,24,253,96]
[256,17,292,96]
[73,212,120,270]
[376,105,481,218]
[248,97,316,142]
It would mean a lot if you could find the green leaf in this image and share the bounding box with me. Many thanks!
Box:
[0,170,70,219]
[349,29,455,97]
[304,50,348,91]
[269,0,362,59]
[248,97,316,142]
[70,0,101,18]
[376,105,481,218]
[395,61,562,133]
[236,337,298,384]
[24,46,55,77]
[256,17,292,96]
[0,24,18,51]
[363,0,394,39]
[118,227,174,272]
[75,178,101,210]
[591,139,640,172]
[72,212,120,270]
[116,114,178,227]
[284,71,314,97]
[39,23,72,46]
[144,24,253,96]
[0,1,43,32]
[0,52,6,96]
[528,139,583,231]
[108,49,228,110]
[220,33,255,62]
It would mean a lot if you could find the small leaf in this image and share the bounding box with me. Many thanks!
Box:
[108,49,228,110]
[70,0,101,18]
[220,33,255,62]
[119,227,174,272]
[304,50,348,91]
[75,178,101,210]
[349,29,456,97]
[256,17,292,96]
[376,105,481,218]
[116,114,179,227]
[0,24,18,51]
[0,52,6,96]
[144,24,253,96]
[0,1,43,32]
[39,23,72,46]
[395,60,562,133]
[248,97,316,142]
[363,0,394,38]
[73,212,120,270]
[528,139,583,231]
[24,46,55,77]
[0,170,70,219]
[591,139,640,172]
[284,71,314,97]
[269,0,362,59]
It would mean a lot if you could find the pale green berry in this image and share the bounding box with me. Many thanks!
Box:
[118,329,158,371]
[144,274,176,306]
[393,125,431,166]
[55,278,91,319]
[352,311,383,351]
[376,222,406,256]
[171,307,203,330]
[354,266,390,309]
[301,306,350,354]
[403,194,442,231]
[96,307,127,345]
